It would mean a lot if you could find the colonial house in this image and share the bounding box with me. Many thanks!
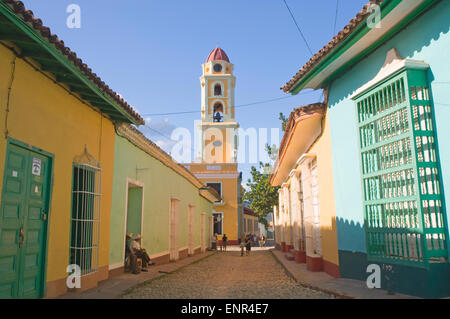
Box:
[0,0,143,298]
[271,103,339,277]
[242,207,259,236]
[108,123,219,276]
[281,0,450,298]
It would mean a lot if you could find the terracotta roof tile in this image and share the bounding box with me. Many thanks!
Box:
[1,0,144,124]
[206,47,230,63]
[244,207,256,216]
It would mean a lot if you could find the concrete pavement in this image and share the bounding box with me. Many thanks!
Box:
[270,248,418,299]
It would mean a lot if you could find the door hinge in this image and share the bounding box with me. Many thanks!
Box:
[42,212,47,221]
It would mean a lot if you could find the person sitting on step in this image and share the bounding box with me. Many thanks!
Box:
[129,234,154,273]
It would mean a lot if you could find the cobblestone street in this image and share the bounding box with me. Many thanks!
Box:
[122,250,335,299]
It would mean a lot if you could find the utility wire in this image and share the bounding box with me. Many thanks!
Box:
[140,90,317,117]
[144,124,196,156]
[333,0,339,35]
[282,0,314,56]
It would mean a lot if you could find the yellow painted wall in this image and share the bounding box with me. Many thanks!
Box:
[200,176,239,241]
[204,127,235,163]
[187,164,240,241]
[0,46,115,287]
[307,112,339,266]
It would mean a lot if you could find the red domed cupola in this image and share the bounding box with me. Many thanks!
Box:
[206,47,230,63]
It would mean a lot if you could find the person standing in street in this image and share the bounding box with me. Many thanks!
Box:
[259,235,266,248]
[239,234,245,256]
[222,234,228,252]
[245,233,252,256]
[211,233,218,250]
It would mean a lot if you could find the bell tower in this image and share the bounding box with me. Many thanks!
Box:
[187,47,243,245]
[198,47,239,164]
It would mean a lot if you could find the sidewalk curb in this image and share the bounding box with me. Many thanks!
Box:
[269,249,354,299]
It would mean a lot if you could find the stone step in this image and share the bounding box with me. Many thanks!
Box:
[284,252,295,261]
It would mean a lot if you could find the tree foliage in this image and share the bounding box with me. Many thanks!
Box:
[243,144,280,229]
[279,112,288,132]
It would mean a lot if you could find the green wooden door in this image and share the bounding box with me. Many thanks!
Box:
[126,186,143,237]
[0,142,51,298]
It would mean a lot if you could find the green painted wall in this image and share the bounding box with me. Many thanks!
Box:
[109,134,214,266]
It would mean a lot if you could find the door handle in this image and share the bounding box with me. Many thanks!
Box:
[19,227,25,248]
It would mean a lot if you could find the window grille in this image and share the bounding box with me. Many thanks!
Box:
[355,69,448,266]
[70,147,101,276]
[213,213,223,235]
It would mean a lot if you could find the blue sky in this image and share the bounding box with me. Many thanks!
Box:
[21,0,367,183]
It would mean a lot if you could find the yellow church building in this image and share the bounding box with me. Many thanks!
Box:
[186,48,243,245]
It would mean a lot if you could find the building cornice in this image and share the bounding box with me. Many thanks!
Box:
[282,0,439,94]
[269,103,326,185]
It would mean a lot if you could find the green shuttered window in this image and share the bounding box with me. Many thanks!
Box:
[355,68,448,266]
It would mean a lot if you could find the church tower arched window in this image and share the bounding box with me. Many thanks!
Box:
[214,84,222,96]
[213,102,224,122]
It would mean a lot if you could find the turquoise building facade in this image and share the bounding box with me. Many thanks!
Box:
[282,0,450,298]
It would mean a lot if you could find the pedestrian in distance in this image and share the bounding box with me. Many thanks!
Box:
[259,235,266,248]
[245,233,252,256]
[211,233,218,250]
[239,234,245,256]
[222,234,228,252]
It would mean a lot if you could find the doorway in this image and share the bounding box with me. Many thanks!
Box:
[0,140,52,298]
[188,205,195,255]
[124,179,144,263]
[169,199,179,261]
[201,212,206,252]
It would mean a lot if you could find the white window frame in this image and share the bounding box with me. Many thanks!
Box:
[212,212,224,236]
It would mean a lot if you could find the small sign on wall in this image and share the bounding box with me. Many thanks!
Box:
[32,158,41,176]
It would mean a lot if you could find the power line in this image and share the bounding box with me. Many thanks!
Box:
[140,90,317,117]
[333,0,339,35]
[282,0,314,56]
[142,124,200,159]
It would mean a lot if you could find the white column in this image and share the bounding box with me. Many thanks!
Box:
[301,158,321,258]
[278,188,285,243]
[290,173,301,251]
[300,162,314,258]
